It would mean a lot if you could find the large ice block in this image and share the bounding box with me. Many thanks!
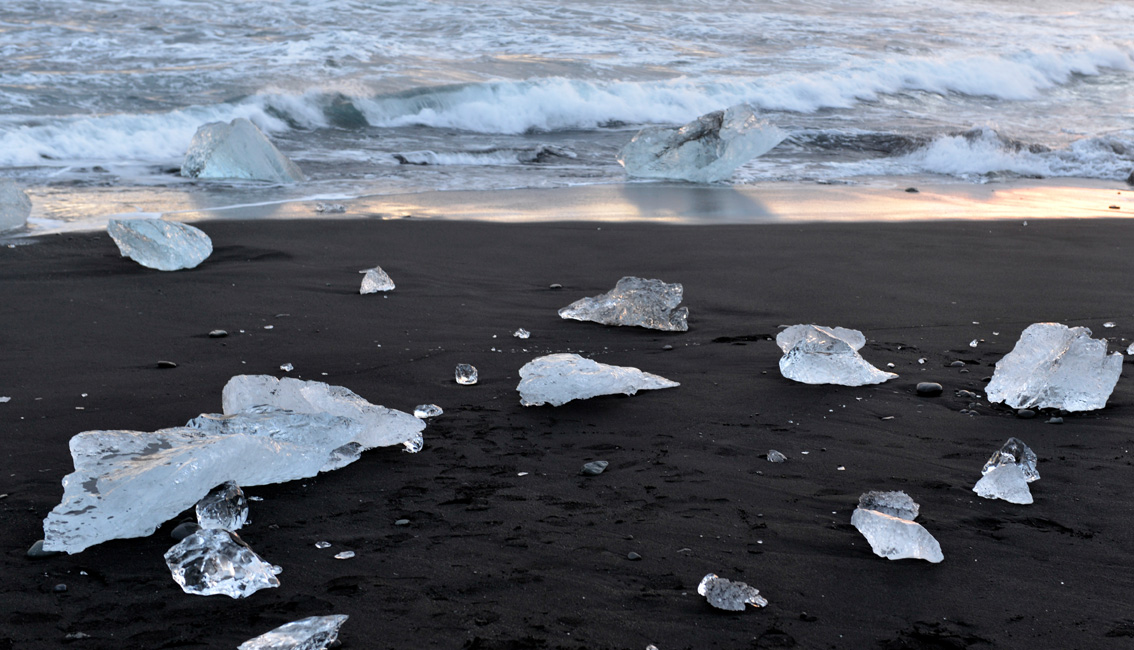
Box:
[776,324,897,386]
[851,490,942,563]
[181,118,305,183]
[558,276,689,332]
[517,353,679,406]
[0,178,32,232]
[164,529,279,598]
[239,615,349,650]
[973,464,1033,505]
[617,104,785,183]
[985,323,1122,412]
[107,219,212,271]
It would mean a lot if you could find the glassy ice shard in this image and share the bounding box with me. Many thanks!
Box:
[195,481,249,530]
[776,324,897,386]
[107,219,213,271]
[0,178,32,232]
[982,437,1039,482]
[517,353,679,406]
[238,615,349,650]
[413,404,443,418]
[617,104,786,183]
[697,573,768,611]
[766,450,787,463]
[558,276,688,332]
[514,328,530,339]
[359,266,395,293]
[455,364,478,385]
[857,490,919,520]
[985,323,1122,411]
[852,491,942,563]
[181,118,305,183]
[973,464,1033,504]
[164,529,279,598]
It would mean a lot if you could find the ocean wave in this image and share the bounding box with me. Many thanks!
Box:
[391,145,576,166]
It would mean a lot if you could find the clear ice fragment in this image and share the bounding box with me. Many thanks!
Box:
[314,541,331,549]
[334,551,355,560]
[455,364,478,385]
[697,573,768,611]
[985,323,1122,411]
[1103,321,1116,328]
[238,614,348,650]
[280,363,294,372]
[973,464,1033,504]
[617,104,785,183]
[181,118,305,183]
[558,276,688,332]
[195,481,249,530]
[1128,342,1134,355]
[359,266,395,293]
[857,490,919,520]
[970,339,979,348]
[514,328,531,339]
[413,404,443,418]
[776,325,897,386]
[850,507,943,563]
[981,437,1039,482]
[164,529,279,598]
[107,219,212,271]
[766,450,787,463]
[0,178,32,232]
[517,353,679,407]
[315,202,346,213]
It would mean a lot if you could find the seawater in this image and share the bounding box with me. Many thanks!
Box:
[1,0,1131,230]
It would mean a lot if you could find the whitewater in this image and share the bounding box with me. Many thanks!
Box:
[1,0,1131,229]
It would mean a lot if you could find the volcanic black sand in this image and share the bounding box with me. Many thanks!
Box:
[2,215,1133,649]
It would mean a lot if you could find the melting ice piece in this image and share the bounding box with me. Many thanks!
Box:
[985,323,1122,411]
[514,328,531,339]
[851,508,943,563]
[517,353,679,407]
[766,450,787,463]
[982,437,1039,482]
[181,118,305,183]
[973,464,1033,504]
[195,481,249,530]
[455,364,478,385]
[776,325,897,386]
[238,615,349,650]
[697,573,768,611]
[359,266,395,293]
[0,178,32,232]
[164,529,279,598]
[107,219,213,271]
[617,103,785,183]
[857,490,919,520]
[413,404,443,418]
[558,276,689,332]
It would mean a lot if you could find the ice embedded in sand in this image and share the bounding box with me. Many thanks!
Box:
[697,573,768,611]
[107,219,213,271]
[413,404,443,419]
[195,481,249,530]
[164,529,279,598]
[181,117,305,183]
[558,276,689,332]
[359,266,395,293]
[0,178,32,232]
[851,491,942,563]
[985,323,1122,412]
[776,325,897,386]
[517,353,679,406]
[455,364,478,385]
[238,615,349,650]
[617,103,785,183]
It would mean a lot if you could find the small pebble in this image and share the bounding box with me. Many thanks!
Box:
[27,540,60,558]
[394,519,410,526]
[581,460,609,476]
[904,187,919,193]
[916,382,943,397]
[208,329,228,338]
[171,521,200,541]
[626,552,642,561]
[1108,205,1120,210]
[662,344,673,351]
[949,360,965,368]
[156,360,178,369]
[1016,409,1036,419]
[956,390,980,399]
[53,584,67,593]
[1047,416,1064,424]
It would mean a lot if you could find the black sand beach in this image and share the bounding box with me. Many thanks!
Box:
[2,209,1133,648]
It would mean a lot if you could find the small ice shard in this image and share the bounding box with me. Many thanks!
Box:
[776,325,897,386]
[858,490,919,520]
[1128,342,1134,355]
[1103,321,1116,328]
[359,266,395,293]
[514,328,531,339]
[413,404,443,418]
[982,437,1039,482]
[315,202,346,213]
[0,178,32,232]
[238,615,349,650]
[558,276,688,332]
[696,573,768,611]
[973,464,1033,504]
[581,460,609,476]
[181,118,305,183]
[164,529,279,598]
[314,541,331,548]
[617,103,785,183]
[517,353,679,406]
[280,363,294,372]
[766,450,787,463]
[851,507,943,563]
[970,339,979,348]
[107,219,213,271]
[195,481,249,530]
[455,364,478,385]
[985,323,1122,412]
[334,551,355,560]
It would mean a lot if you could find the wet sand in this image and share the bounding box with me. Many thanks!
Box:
[2,210,1133,648]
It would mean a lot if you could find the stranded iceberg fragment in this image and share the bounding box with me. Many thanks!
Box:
[196,481,249,530]
[617,104,785,183]
[108,219,213,271]
[558,276,689,332]
[973,437,1038,505]
[851,491,942,563]
[697,573,767,611]
[0,178,32,232]
[517,353,679,406]
[776,325,897,386]
[181,118,305,183]
[165,529,279,598]
[239,615,349,650]
[985,323,1122,412]
[359,266,395,293]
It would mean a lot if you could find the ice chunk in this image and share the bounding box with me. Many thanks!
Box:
[851,508,943,563]
[857,490,919,520]
[766,450,787,463]
[0,178,32,232]
[455,364,478,385]
[776,325,897,386]
[982,437,1039,482]
[617,104,785,183]
[181,118,305,183]
[164,529,279,598]
[514,328,530,339]
[359,266,395,293]
[517,353,679,406]
[985,323,1122,411]
[239,615,349,650]
[697,573,768,611]
[195,481,249,530]
[107,219,212,271]
[558,276,688,332]
[973,464,1033,504]
[413,404,443,418]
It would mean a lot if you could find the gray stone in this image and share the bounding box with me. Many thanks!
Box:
[581,460,609,476]
[916,382,943,396]
[157,360,178,368]
[27,539,60,558]
[171,521,200,541]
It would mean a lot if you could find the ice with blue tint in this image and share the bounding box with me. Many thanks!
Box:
[108,219,212,271]
[181,118,305,183]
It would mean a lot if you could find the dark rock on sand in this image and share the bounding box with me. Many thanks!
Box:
[1017,409,1036,419]
[626,552,642,561]
[905,187,919,193]
[1047,416,1064,424]
[171,521,200,541]
[916,382,943,396]
[27,540,61,558]
[156,360,178,369]
[581,460,609,476]
[949,361,965,367]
